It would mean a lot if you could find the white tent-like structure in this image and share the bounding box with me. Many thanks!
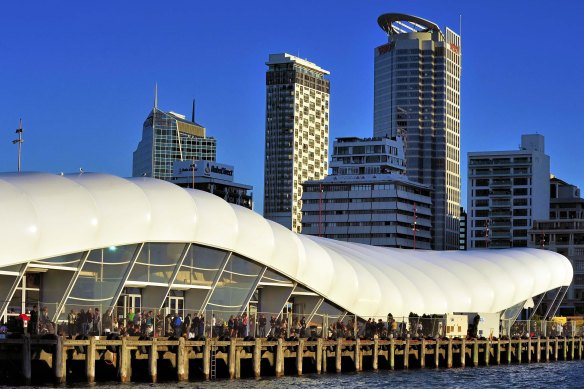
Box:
[0,173,573,324]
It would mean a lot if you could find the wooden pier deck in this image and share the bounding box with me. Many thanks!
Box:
[1,335,582,385]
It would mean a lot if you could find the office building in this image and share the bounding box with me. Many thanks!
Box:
[468,134,550,249]
[374,13,461,250]
[171,160,253,209]
[133,99,216,180]
[301,136,432,249]
[264,53,330,233]
[529,177,584,314]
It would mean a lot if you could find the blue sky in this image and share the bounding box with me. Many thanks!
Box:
[1,0,583,213]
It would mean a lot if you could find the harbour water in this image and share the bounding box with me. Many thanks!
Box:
[39,360,584,388]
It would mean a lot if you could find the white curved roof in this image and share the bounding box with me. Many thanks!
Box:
[0,173,573,317]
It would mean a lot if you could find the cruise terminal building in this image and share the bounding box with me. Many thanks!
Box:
[0,173,573,336]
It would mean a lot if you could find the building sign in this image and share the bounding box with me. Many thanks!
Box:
[173,160,235,182]
[377,42,394,56]
[450,43,460,54]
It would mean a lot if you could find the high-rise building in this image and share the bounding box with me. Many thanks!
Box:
[468,134,550,249]
[374,13,461,250]
[264,53,330,232]
[133,98,216,180]
[301,136,432,249]
[528,177,584,315]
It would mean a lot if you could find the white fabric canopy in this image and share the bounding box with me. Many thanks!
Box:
[0,173,573,317]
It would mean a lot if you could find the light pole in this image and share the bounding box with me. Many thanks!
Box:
[12,119,23,173]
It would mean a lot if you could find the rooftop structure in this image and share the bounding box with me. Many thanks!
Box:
[0,173,572,324]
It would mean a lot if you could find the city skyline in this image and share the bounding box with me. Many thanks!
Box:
[1,1,583,214]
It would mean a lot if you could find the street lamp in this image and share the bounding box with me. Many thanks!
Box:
[12,119,24,173]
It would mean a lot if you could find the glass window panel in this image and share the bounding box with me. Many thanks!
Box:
[67,244,138,306]
[174,245,226,287]
[261,269,292,283]
[0,264,22,273]
[207,255,261,309]
[129,243,186,284]
[34,252,84,266]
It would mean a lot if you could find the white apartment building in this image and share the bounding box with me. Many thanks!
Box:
[264,53,330,232]
[468,134,550,249]
[301,137,432,249]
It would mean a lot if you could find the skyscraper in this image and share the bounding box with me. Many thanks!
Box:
[133,97,216,180]
[264,53,330,232]
[374,13,461,250]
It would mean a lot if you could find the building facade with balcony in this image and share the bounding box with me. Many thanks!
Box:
[301,137,432,249]
[264,53,330,233]
[467,134,550,249]
[529,177,584,314]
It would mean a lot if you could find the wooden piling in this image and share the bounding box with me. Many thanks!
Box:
[461,338,467,367]
[420,339,426,368]
[177,337,188,381]
[229,338,237,379]
[517,339,522,364]
[536,337,541,363]
[118,336,131,383]
[484,340,490,366]
[21,334,31,385]
[203,338,211,380]
[148,337,157,383]
[316,338,323,374]
[546,337,550,362]
[253,338,262,378]
[335,338,342,373]
[53,335,66,384]
[507,339,512,364]
[86,336,96,383]
[235,347,241,379]
[404,339,410,369]
[554,338,559,361]
[447,338,453,368]
[354,338,360,372]
[275,338,284,377]
[434,340,439,368]
[496,339,501,365]
[297,339,304,375]
[472,340,478,367]
[390,338,395,370]
[571,337,575,360]
[373,338,379,370]
[527,337,531,363]
[563,337,567,360]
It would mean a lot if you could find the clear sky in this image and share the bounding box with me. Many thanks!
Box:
[1,0,583,213]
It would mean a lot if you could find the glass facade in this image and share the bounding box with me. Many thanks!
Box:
[133,109,217,180]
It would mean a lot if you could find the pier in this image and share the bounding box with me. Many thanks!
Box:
[1,335,582,385]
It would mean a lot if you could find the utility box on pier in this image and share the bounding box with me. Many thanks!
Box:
[444,314,467,338]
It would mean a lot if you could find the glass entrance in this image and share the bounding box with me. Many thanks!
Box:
[117,293,141,327]
[166,296,184,317]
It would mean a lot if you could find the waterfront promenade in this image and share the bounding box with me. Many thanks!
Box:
[1,334,582,385]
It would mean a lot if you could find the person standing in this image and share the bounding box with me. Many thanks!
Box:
[29,306,38,335]
[68,309,77,338]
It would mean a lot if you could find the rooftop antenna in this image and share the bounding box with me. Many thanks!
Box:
[154,83,158,110]
[12,118,24,173]
[459,14,462,40]
[192,99,196,123]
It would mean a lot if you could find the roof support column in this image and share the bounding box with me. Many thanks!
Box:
[51,251,90,323]
[158,243,192,311]
[238,266,267,315]
[199,251,232,312]
[105,243,145,315]
[0,263,28,322]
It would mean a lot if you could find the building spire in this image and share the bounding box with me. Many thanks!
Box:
[154,83,158,110]
[191,99,196,123]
